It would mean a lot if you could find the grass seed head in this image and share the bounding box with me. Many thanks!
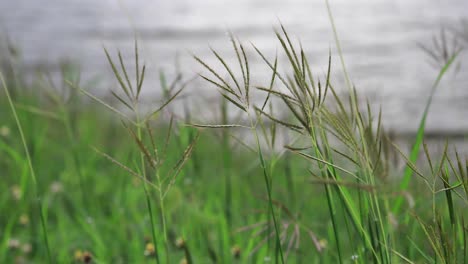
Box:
[82,251,92,263]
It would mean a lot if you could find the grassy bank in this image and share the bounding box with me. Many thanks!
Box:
[1,23,467,264]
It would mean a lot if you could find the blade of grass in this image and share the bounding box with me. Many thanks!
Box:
[1,72,53,263]
[392,52,459,213]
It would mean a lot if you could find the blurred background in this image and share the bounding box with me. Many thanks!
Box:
[0,0,467,136]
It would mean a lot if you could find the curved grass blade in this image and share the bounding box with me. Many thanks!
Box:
[392,52,459,213]
[1,72,53,262]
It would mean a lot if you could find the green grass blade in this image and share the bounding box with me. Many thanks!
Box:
[392,52,459,213]
[1,72,53,263]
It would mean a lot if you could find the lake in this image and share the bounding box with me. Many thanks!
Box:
[1,0,467,138]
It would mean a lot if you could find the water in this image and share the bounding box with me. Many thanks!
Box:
[1,0,467,138]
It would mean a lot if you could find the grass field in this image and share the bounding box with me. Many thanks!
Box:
[1,17,467,264]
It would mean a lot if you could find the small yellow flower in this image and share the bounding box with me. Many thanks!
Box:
[231,245,241,259]
[8,238,20,250]
[144,243,156,257]
[318,239,328,249]
[175,237,186,249]
[74,250,92,263]
[11,185,22,201]
[179,258,188,264]
[0,125,10,137]
[74,250,83,261]
[19,214,29,226]
[50,181,64,194]
[22,243,32,254]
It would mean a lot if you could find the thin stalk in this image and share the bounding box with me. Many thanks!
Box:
[309,124,343,263]
[393,53,458,214]
[247,111,285,264]
[145,187,160,264]
[221,99,233,227]
[325,0,351,92]
[317,114,381,261]
[135,106,162,264]
[325,2,391,260]
[284,144,295,205]
[1,73,53,263]
[156,170,169,264]
[325,183,344,263]
[60,104,89,208]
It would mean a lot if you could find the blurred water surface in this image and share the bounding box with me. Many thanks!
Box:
[1,0,467,138]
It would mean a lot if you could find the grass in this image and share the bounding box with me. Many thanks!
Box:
[1,10,467,264]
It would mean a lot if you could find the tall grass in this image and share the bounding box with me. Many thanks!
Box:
[192,17,466,264]
[194,34,287,263]
[1,73,52,262]
[1,6,467,263]
[68,40,199,264]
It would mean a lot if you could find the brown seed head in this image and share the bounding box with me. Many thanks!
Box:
[82,251,92,263]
